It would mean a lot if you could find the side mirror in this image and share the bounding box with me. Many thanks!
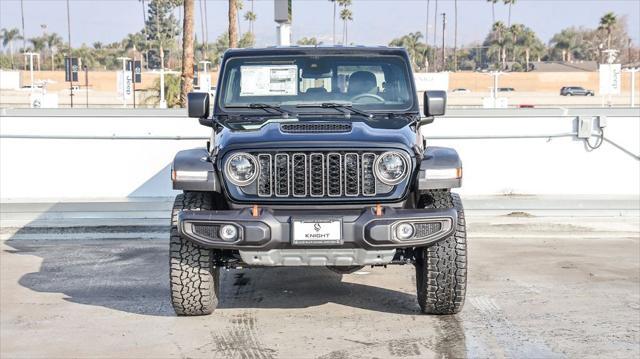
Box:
[423,90,447,118]
[188,92,210,119]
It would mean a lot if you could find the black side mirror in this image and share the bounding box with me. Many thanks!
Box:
[188,92,210,119]
[423,90,447,118]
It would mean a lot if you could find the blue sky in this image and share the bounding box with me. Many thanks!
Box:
[1,0,638,48]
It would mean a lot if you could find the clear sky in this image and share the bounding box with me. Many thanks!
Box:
[1,0,638,49]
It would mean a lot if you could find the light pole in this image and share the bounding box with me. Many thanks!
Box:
[441,13,446,72]
[159,47,167,108]
[20,0,26,70]
[331,0,336,45]
[66,0,74,108]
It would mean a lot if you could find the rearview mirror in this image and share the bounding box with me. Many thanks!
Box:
[423,90,447,118]
[188,92,210,119]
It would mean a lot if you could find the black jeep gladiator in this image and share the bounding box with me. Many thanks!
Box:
[171,46,466,316]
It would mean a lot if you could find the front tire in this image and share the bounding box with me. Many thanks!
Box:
[415,190,467,314]
[170,192,220,316]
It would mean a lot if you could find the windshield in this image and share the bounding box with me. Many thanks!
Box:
[218,55,415,114]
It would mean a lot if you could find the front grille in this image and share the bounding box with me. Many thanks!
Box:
[192,224,220,239]
[255,151,381,198]
[413,222,442,239]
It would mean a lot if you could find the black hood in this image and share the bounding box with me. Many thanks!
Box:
[215,120,418,158]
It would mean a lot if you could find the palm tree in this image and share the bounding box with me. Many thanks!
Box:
[45,33,63,70]
[297,37,321,46]
[29,36,46,70]
[598,12,617,50]
[236,0,243,38]
[389,32,429,72]
[180,0,195,107]
[487,0,498,24]
[520,28,544,71]
[228,0,238,48]
[503,0,516,27]
[491,21,507,69]
[1,28,22,69]
[244,11,256,35]
[337,0,352,45]
[508,23,523,62]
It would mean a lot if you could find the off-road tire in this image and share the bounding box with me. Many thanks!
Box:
[170,192,220,316]
[415,190,467,314]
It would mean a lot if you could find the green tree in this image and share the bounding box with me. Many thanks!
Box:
[508,23,524,62]
[236,0,243,37]
[485,21,507,69]
[389,32,431,72]
[338,0,352,45]
[244,11,257,35]
[28,36,47,70]
[297,37,321,46]
[144,0,181,69]
[598,12,617,49]
[244,0,256,35]
[548,27,593,61]
[44,33,63,70]
[519,28,545,70]
[0,28,22,69]
[146,74,181,108]
[209,31,254,67]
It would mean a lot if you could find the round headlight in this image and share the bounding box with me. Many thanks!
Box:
[374,151,409,185]
[219,224,238,241]
[225,153,258,186]
[395,223,415,240]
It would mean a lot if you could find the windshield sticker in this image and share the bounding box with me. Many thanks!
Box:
[240,65,298,96]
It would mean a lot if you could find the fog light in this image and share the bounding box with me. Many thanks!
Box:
[395,223,415,240]
[219,224,238,241]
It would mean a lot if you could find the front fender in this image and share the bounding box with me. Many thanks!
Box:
[417,146,462,190]
[171,148,220,192]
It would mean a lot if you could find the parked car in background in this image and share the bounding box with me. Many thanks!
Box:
[452,88,471,93]
[497,87,515,92]
[560,86,594,96]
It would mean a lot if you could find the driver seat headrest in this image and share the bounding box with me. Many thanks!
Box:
[347,71,378,95]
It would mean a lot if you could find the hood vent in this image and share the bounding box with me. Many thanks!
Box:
[280,122,352,133]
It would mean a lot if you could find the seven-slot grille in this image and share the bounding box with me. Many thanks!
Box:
[253,151,383,198]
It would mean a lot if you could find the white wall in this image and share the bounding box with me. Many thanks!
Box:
[424,116,639,196]
[1,110,638,200]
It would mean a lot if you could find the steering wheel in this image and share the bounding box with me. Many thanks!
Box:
[351,93,385,103]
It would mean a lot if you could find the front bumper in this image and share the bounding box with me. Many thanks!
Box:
[177,206,457,251]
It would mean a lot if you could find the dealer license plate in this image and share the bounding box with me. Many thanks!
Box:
[292,219,342,245]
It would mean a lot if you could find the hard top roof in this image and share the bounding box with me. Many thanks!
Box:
[223,45,409,58]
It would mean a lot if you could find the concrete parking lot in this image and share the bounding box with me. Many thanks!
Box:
[1,204,638,359]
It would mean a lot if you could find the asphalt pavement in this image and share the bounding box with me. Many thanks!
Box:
[1,199,639,358]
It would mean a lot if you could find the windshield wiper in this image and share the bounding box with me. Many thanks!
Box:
[226,103,296,118]
[296,102,373,119]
